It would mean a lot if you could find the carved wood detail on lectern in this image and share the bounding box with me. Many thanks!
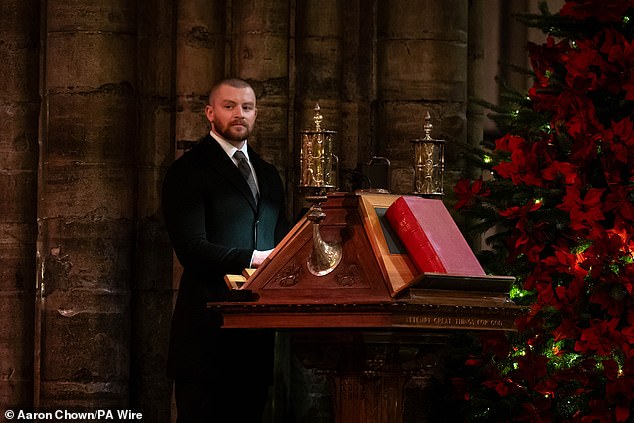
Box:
[335,264,361,287]
[273,263,302,287]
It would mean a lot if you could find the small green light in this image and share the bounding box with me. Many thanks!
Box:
[483,154,492,164]
[624,16,630,24]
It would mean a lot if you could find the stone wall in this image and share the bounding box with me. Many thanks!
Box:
[0,0,39,410]
[0,1,532,421]
[37,0,137,410]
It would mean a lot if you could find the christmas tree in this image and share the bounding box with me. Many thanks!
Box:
[452,0,634,421]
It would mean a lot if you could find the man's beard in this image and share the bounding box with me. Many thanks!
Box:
[214,121,252,142]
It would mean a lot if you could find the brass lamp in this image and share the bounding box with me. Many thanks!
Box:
[411,111,445,198]
[299,104,342,276]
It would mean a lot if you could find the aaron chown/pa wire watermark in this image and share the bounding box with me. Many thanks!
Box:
[4,408,143,421]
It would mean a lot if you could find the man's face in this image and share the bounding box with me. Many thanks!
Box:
[205,84,257,145]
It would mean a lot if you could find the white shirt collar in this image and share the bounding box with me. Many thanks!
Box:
[209,130,250,161]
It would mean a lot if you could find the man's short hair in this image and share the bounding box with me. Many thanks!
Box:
[208,78,254,104]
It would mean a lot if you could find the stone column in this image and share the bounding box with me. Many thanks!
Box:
[293,0,343,211]
[467,0,485,177]
[175,0,226,155]
[341,0,375,180]
[464,0,489,250]
[131,1,177,421]
[287,2,345,419]
[500,0,530,93]
[36,0,136,409]
[375,0,468,194]
[0,0,39,409]
[231,3,292,421]
[295,0,343,129]
[231,0,290,200]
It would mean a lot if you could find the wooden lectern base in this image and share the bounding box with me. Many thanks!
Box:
[287,329,454,423]
[216,300,523,423]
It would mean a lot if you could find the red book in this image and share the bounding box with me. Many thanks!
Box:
[385,196,485,276]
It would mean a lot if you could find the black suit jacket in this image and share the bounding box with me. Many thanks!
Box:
[162,134,289,381]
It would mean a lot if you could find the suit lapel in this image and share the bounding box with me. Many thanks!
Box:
[200,135,258,212]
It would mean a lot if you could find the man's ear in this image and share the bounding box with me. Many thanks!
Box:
[204,104,214,123]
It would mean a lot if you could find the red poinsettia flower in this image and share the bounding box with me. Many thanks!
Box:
[622,266,634,297]
[499,201,547,261]
[582,398,611,423]
[557,186,606,230]
[553,317,580,342]
[624,74,634,101]
[541,246,586,277]
[616,401,631,422]
[605,376,633,422]
[514,219,549,263]
[565,111,599,146]
[600,28,634,98]
[541,160,579,185]
[494,149,545,187]
[559,0,634,23]
[534,378,558,398]
[622,324,634,345]
[611,116,634,150]
[450,377,471,401]
[453,178,489,210]
[589,283,626,319]
[601,117,634,184]
[575,318,622,355]
[567,31,627,94]
[535,247,588,311]
[553,93,603,151]
[579,227,634,287]
[499,200,543,220]
[627,309,634,327]
[513,351,550,385]
[536,280,558,308]
[564,39,605,93]
[586,227,632,263]
[479,331,512,359]
[482,378,513,397]
[528,37,570,93]
[604,186,634,224]
[523,264,553,292]
[495,133,526,152]
[464,355,482,367]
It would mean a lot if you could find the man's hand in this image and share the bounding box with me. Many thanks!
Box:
[251,249,273,267]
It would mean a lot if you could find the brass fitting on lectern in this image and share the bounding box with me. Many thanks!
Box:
[299,104,342,276]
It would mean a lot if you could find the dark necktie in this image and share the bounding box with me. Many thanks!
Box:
[233,150,258,202]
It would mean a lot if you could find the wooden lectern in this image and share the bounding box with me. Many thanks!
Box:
[212,193,524,422]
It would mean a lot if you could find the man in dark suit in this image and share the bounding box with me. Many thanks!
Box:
[162,78,290,422]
